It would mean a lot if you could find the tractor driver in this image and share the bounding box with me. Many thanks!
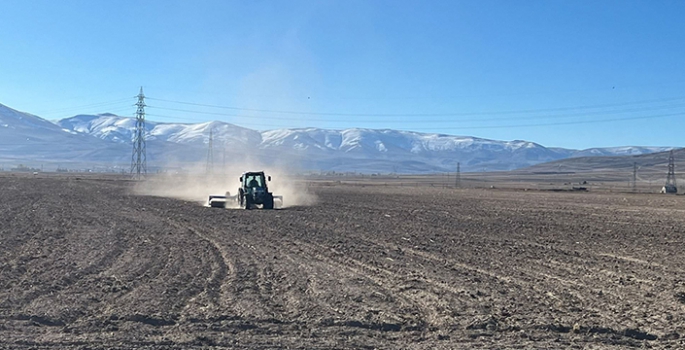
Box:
[248,177,260,188]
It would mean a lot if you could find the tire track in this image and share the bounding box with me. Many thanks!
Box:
[290,239,471,330]
[224,233,428,329]
[168,220,233,310]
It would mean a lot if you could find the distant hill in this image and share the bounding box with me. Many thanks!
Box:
[0,102,676,173]
[522,148,685,174]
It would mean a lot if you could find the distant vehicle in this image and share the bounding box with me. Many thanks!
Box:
[661,184,677,194]
[208,171,283,209]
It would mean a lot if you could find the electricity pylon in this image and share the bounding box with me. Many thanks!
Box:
[206,128,214,175]
[666,149,677,189]
[130,87,147,180]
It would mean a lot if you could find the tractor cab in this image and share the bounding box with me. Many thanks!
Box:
[240,172,271,193]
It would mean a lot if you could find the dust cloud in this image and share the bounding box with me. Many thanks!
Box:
[133,161,317,208]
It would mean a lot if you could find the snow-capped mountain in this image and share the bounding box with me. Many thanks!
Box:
[0,104,130,164]
[57,114,262,149]
[0,104,674,172]
[569,146,674,157]
[51,113,673,172]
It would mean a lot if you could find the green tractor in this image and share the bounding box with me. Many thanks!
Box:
[208,171,282,209]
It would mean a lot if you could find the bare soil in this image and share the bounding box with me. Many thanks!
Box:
[1,173,685,349]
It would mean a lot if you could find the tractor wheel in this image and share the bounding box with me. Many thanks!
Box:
[263,194,274,209]
[244,196,253,210]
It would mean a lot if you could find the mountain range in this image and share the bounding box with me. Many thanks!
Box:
[0,102,674,173]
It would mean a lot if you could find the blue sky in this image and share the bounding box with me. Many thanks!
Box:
[1,0,684,149]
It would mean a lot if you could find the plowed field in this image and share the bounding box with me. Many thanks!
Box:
[1,174,685,349]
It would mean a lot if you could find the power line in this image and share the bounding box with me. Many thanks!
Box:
[145,102,685,124]
[34,93,685,132]
[141,79,685,102]
[146,96,685,118]
[29,93,685,127]
[145,111,683,131]
[440,112,683,130]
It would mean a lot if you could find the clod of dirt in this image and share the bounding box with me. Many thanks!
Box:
[572,322,581,333]
[466,316,499,331]
[661,332,680,340]
[675,291,685,304]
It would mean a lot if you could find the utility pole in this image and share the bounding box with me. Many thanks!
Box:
[206,128,214,175]
[130,87,147,180]
[455,162,461,188]
[632,162,637,193]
